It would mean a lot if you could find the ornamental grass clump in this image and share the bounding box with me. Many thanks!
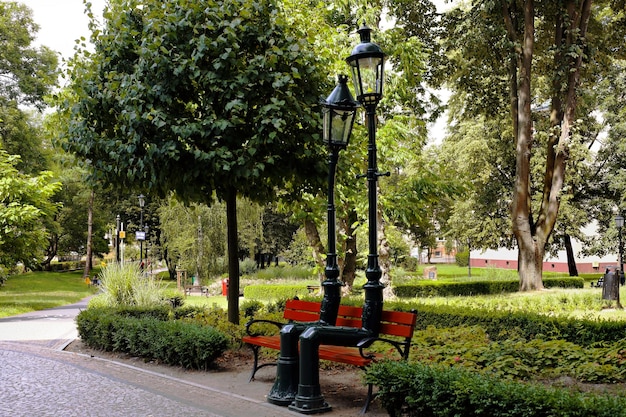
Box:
[91,262,165,308]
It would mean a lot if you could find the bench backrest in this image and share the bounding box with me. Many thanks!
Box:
[283,298,417,340]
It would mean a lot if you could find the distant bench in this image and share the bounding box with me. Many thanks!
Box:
[184,285,209,296]
[590,277,604,288]
[242,298,417,413]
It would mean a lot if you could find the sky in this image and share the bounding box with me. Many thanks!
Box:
[20,0,106,60]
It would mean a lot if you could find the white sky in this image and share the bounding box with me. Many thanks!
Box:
[19,0,106,60]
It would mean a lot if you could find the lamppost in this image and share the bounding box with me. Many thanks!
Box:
[286,24,387,414]
[346,23,386,334]
[138,194,145,270]
[319,74,359,325]
[616,214,624,285]
[115,214,121,263]
[267,75,358,408]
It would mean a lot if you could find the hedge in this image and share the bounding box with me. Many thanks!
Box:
[365,361,626,417]
[243,284,315,300]
[393,276,584,297]
[76,307,229,370]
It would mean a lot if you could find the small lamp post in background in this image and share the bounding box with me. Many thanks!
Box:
[616,214,624,285]
[319,74,359,325]
[346,23,386,334]
[138,194,145,270]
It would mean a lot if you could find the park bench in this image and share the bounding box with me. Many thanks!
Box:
[242,298,417,413]
[591,277,604,288]
[184,285,209,297]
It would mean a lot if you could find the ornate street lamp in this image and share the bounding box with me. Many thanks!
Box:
[346,23,386,334]
[138,194,145,270]
[267,76,358,408]
[319,74,359,325]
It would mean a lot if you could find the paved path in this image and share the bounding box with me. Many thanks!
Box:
[0,298,304,417]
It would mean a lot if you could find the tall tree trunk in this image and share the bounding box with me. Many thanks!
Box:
[83,189,95,278]
[226,186,240,324]
[564,234,579,276]
[303,218,325,282]
[339,209,357,293]
[377,197,393,299]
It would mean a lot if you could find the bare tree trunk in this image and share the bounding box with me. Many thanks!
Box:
[564,234,579,276]
[83,189,95,278]
[339,209,357,293]
[304,218,325,282]
[377,185,393,299]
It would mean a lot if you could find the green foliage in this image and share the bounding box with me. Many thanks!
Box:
[0,150,61,270]
[394,277,583,297]
[76,307,229,370]
[63,0,327,204]
[243,283,317,301]
[365,361,626,417]
[455,250,469,267]
[251,264,314,280]
[91,262,167,308]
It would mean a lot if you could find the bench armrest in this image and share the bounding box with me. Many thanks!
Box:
[356,337,408,360]
[244,319,285,337]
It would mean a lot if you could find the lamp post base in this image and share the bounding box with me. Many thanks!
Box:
[288,390,331,415]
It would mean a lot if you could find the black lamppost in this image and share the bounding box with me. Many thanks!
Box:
[346,23,386,334]
[267,75,357,408]
[138,194,145,270]
[115,214,121,263]
[319,74,359,325]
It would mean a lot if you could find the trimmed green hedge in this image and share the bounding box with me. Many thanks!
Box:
[394,276,584,297]
[379,301,626,346]
[76,307,229,370]
[366,361,626,417]
[243,284,315,300]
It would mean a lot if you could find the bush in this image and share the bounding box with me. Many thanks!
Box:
[366,361,626,417]
[455,250,469,267]
[76,307,229,370]
[393,277,584,297]
[243,283,316,300]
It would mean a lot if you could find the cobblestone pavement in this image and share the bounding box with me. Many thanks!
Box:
[0,298,385,417]
[0,341,301,417]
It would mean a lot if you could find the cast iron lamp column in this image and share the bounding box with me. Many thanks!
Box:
[267,75,358,407]
[319,74,359,325]
[288,25,386,415]
[346,23,386,334]
[138,194,145,270]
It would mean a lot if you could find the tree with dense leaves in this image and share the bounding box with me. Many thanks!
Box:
[437,0,626,289]
[62,0,328,323]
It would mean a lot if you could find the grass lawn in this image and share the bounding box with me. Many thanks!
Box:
[0,270,99,318]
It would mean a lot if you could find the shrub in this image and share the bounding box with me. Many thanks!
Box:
[76,307,229,370]
[455,250,469,267]
[366,361,626,417]
[243,283,316,300]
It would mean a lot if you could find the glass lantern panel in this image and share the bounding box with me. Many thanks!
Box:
[331,109,355,145]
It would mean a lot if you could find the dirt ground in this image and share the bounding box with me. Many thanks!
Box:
[64,340,389,417]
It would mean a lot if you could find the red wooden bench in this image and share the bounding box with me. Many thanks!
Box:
[242,298,417,413]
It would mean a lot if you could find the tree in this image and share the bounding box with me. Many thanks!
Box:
[62,0,328,323]
[437,0,625,289]
[0,150,61,271]
[0,2,59,110]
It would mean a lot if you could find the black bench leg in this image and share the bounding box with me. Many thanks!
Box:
[360,383,374,414]
[249,345,261,382]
